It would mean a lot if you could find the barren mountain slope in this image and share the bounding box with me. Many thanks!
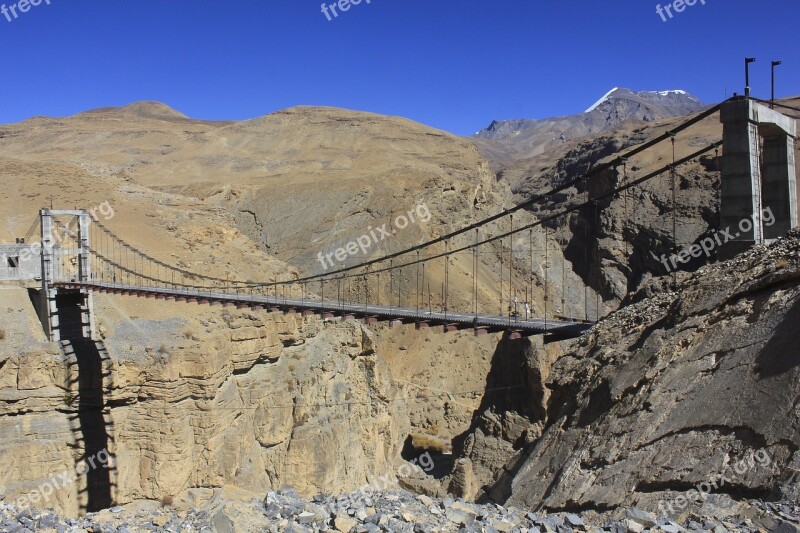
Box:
[450,230,800,518]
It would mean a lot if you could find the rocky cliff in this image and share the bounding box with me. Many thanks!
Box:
[0,290,415,516]
[451,230,800,519]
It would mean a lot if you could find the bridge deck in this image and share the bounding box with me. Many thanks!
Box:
[54,281,594,338]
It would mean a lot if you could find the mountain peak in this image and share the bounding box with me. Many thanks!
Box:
[584,87,702,114]
[120,101,188,119]
[585,87,621,113]
[79,101,189,121]
[473,87,706,164]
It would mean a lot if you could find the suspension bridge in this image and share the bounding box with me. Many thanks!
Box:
[19,96,798,344]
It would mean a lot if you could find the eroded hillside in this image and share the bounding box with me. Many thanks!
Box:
[452,230,800,521]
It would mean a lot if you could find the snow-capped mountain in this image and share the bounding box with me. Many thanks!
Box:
[473,88,705,165]
[584,87,702,114]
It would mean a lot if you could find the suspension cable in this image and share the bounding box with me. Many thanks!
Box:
[80,134,722,303]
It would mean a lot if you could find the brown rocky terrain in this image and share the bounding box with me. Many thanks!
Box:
[0,96,798,532]
[1,289,415,516]
[450,229,800,521]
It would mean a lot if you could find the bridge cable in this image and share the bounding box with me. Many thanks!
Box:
[508,214,513,325]
[82,140,720,300]
[86,117,723,293]
[444,241,449,320]
[422,261,427,313]
[252,104,725,287]
[671,134,678,289]
[398,264,402,310]
[416,250,420,314]
[715,145,722,233]
[750,97,800,114]
[582,179,588,322]
[316,145,719,290]
[473,228,478,318]
[544,223,548,329]
[529,228,533,323]
[363,268,368,312]
[594,198,601,321]
[499,250,504,317]
[561,217,566,318]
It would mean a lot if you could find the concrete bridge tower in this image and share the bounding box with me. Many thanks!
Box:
[720,99,797,257]
[39,209,94,341]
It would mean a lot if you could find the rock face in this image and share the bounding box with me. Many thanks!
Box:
[111,312,409,504]
[0,294,412,516]
[453,231,800,516]
[446,337,563,502]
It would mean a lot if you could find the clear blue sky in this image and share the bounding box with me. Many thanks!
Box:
[1,0,798,135]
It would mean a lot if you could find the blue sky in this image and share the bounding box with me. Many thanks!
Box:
[1,0,798,135]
